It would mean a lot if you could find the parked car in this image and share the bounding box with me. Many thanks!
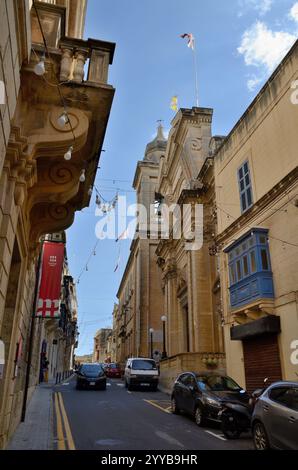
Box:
[105,363,122,378]
[76,363,106,390]
[124,357,159,391]
[252,381,298,450]
[171,371,249,426]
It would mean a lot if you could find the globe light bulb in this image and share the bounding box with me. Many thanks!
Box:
[58,112,69,127]
[88,186,93,196]
[79,169,86,183]
[64,146,73,161]
[34,54,46,76]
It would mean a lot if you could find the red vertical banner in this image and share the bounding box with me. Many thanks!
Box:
[36,242,64,318]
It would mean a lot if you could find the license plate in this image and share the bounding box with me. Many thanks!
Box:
[89,382,95,386]
[141,383,150,386]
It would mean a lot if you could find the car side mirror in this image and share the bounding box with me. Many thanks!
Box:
[127,365,131,369]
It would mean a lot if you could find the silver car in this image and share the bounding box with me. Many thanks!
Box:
[252,381,298,450]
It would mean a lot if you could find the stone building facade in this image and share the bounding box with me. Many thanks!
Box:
[40,232,78,382]
[214,40,298,392]
[93,328,112,363]
[155,108,225,391]
[0,0,115,447]
[116,125,166,363]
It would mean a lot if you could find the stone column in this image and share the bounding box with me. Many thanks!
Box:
[165,260,179,357]
[73,48,88,83]
[60,47,73,82]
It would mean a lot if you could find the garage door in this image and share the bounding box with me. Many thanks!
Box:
[243,334,282,393]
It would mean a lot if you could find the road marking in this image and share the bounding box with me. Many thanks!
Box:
[58,392,76,450]
[54,393,65,450]
[127,391,132,394]
[62,383,69,386]
[117,383,124,387]
[143,399,171,414]
[155,430,185,448]
[107,383,111,386]
[205,430,227,441]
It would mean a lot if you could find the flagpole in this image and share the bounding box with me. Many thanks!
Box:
[192,38,199,107]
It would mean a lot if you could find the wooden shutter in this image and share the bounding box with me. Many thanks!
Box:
[243,334,282,393]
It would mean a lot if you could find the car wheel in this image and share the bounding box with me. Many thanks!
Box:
[128,382,133,391]
[76,383,81,390]
[171,396,180,414]
[194,406,205,427]
[125,379,128,388]
[253,422,270,450]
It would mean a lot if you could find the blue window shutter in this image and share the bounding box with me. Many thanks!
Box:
[226,229,274,308]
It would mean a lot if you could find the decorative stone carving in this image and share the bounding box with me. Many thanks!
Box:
[177,270,187,296]
[73,48,89,83]
[30,202,75,244]
[60,47,73,82]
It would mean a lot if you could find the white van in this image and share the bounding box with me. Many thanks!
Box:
[124,357,159,391]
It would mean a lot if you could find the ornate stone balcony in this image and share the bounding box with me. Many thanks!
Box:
[5,2,115,249]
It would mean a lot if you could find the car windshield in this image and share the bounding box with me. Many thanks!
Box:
[109,364,119,369]
[80,364,103,375]
[196,375,241,392]
[131,359,157,370]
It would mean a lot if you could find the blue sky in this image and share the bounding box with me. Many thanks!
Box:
[67,0,298,356]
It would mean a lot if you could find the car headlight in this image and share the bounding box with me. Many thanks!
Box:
[204,397,222,408]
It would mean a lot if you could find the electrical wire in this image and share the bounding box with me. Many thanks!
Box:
[76,239,100,284]
[216,192,298,249]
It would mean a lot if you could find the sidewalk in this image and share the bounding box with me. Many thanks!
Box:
[7,381,54,450]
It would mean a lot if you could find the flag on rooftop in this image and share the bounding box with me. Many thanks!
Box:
[180,33,195,50]
[170,96,178,112]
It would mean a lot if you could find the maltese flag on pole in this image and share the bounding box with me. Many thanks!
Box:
[180,33,195,50]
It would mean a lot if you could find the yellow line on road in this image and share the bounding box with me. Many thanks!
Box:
[58,392,76,450]
[54,392,65,450]
[143,399,171,414]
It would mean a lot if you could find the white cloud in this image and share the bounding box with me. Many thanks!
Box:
[247,75,263,91]
[238,0,273,17]
[289,2,298,22]
[238,21,296,89]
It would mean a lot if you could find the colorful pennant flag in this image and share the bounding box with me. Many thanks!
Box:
[170,96,178,112]
[180,33,195,50]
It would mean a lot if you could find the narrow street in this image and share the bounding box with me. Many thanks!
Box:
[53,376,253,451]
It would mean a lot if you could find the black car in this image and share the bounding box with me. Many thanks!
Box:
[171,371,249,426]
[76,363,106,390]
